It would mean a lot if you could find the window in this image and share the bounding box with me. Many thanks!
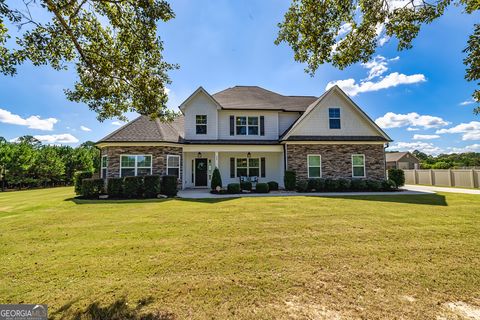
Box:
[236,158,260,177]
[196,115,207,134]
[329,108,341,129]
[101,156,108,178]
[307,155,321,178]
[167,155,180,177]
[236,116,259,135]
[120,155,152,177]
[352,154,365,178]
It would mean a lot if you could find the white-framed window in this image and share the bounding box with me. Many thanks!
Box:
[236,158,260,177]
[120,155,152,177]
[167,155,180,177]
[307,155,321,178]
[101,155,108,178]
[329,108,341,129]
[196,115,207,134]
[236,116,259,135]
[352,154,365,178]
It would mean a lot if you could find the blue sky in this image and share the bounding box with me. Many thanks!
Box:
[0,0,478,154]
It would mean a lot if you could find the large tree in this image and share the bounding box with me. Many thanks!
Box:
[0,0,177,121]
[276,0,479,113]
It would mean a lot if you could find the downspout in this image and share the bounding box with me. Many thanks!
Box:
[384,142,389,180]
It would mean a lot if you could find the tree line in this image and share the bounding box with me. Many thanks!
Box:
[0,136,99,191]
[413,150,480,169]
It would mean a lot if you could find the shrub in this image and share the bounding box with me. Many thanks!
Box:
[267,181,279,191]
[295,179,308,193]
[366,179,382,191]
[307,179,318,191]
[107,178,123,198]
[144,175,161,198]
[227,183,240,194]
[324,178,340,192]
[240,181,252,191]
[388,169,405,187]
[81,178,104,198]
[382,179,397,191]
[211,168,222,191]
[74,171,93,195]
[337,178,351,191]
[161,175,178,197]
[351,179,367,191]
[284,171,296,191]
[123,176,144,198]
[255,182,269,193]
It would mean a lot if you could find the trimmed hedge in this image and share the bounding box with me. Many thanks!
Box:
[74,171,93,195]
[366,179,382,191]
[81,178,104,198]
[227,183,240,194]
[107,178,123,198]
[255,182,269,193]
[295,180,308,192]
[211,168,222,191]
[337,178,351,191]
[388,169,405,187]
[382,179,397,191]
[350,179,367,191]
[284,171,296,191]
[144,175,161,198]
[325,178,340,192]
[161,175,178,197]
[240,181,252,191]
[267,181,279,191]
[124,176,144,198]
[292,178,397,193]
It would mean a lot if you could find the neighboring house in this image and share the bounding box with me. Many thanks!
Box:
[386,152,420,170]
[96,85,392,189]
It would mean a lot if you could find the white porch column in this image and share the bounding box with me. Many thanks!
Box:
[214,151,219,169]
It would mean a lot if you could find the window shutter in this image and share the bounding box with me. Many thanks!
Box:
[260,116,265,136]
[230,116,235,136]
[230,158,235,178]
[261,157,266,178]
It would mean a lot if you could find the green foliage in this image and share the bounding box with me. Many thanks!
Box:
[255,183,270,193]
[107,178,124,198]
[295,180,308,192]
[227,183,241,194]
[388,169,405,187]
[161,175,178,197]
[351,179,368,191]
[324,178,340,192]
[144,175,161,198]
[74,171,93,195]
[337,178,351,191]
[123,176,144,198]
[284,171,296,191]
[267,181,279,191]
[0,1,178,121]
[276,0,479,112]
[382,179,397,191]
[366,179,383,192]
[81,178,104,198]
[240,181,252,191]
[211,168,222,190]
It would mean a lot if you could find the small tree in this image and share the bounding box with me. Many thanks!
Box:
[284,171,296,191]
[211,167,222,191]
[388,169,405,187]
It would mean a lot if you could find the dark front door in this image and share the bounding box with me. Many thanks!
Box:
[195,158,208,187]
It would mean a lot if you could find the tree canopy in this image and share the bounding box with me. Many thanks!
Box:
[0,0,177,121]
[276,0,479,113]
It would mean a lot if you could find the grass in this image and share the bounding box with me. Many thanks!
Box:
[1,187,480,319]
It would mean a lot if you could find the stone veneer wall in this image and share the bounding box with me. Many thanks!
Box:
[101,146,183,180]
[286,143,386,180]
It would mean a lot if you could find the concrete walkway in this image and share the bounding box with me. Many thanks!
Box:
[177,188,432,199]
[404,184,480,195]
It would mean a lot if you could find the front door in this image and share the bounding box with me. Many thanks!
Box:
[195,158,208,187]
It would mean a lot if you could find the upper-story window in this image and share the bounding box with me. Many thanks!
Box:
[236,116,258,135]
[196,115,207,134]
[329,108,341,129]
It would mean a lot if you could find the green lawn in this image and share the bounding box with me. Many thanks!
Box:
[1,188,480,319]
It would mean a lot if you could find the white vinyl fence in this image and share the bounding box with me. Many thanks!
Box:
[404,169,480,188]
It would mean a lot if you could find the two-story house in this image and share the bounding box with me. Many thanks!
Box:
[96,85,392,189]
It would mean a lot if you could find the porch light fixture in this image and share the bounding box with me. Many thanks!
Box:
[197,152,202,158]
[247,152,251,158]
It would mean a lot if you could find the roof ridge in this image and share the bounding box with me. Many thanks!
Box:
[97,116,143,142]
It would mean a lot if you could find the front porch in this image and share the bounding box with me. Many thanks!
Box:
[182,144,284,190]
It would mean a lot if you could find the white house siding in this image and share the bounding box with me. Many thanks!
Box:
[217,110,279,140]
[289,91,379,136]
[183,93,218,140]
[278,112,301,136]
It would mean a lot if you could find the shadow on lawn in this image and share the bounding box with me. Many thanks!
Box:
[315,193,448,206]
[65,197,237,205]
[51,297,175,320]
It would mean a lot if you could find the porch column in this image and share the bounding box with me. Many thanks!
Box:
[215,152,219,168]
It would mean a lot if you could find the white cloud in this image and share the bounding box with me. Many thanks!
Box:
[0,108,57,131]
[436,121,480,141]
[375,112,449,129]
[388,141,443,155]
[448,144,480,153]
[413,134,440,140]
[10,134,78,144]
[80,125,91,132]
[326,72,426,96]
[337,23,352,37]
[111,121,123,126]
[362,55,389,80]
[407,127,420,131]
[459,99,477,106]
